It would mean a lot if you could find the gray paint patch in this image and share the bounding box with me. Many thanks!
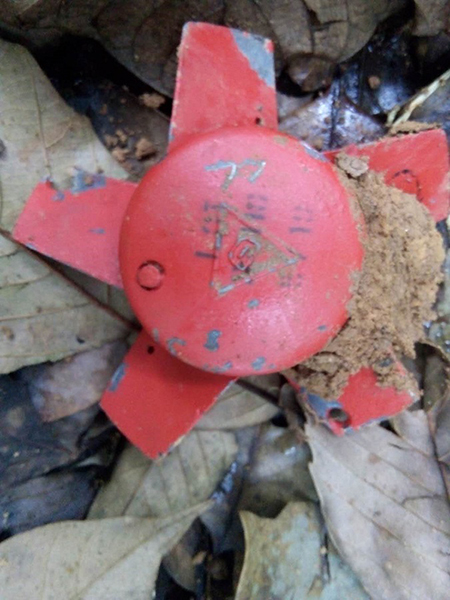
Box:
[152,328,160,342]
[231,29,275,88]
[252,357,266,371]
[212,361,233,374]
[108,362,127,392]
[72,170,106,193]
[167,337,186,356]
[248,299,260,309]
[204,329,222,352]
[218,283,235,296]
[318,325,328,331]
[302,143,328,163]
[89,227,105,235]
[52,190,65,201]
[305,390,340,419]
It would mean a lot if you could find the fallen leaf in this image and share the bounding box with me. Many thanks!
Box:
[0,371,120,539]
[279,83,385,151]
[428,248,450,355]
[0,38,126,232]
[1,1,408,94]
[238,424,317,517]
[1,470,100,538]
[425,354,450,497]
[21,340,128,421]
[236,502,369,599]
[161,521,204,592]
[0,503,208,600]
[200,427,259,554]
[87,432,236,594]
[339,27,418,118]
[0,40,132,371]
[413,0,450,35]
[307,413,450,600]
[0,235,129,372]
[195,381,279,430]
[78,78,169,180]
[88,430,238,519]
[0,373,118,489]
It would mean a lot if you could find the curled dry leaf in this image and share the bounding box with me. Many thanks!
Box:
[21,340,128,421]
[1,470,99,538]
[413,0,450,35]
[238,424,318,517]
[307,412,450,600]
[0,235,129,373]
[88,430,237,592]
[195,381,279,430]
[0,39,126,232]
[236,502,369,599]
[429,248,450,355]
[0,503,209,600]
[424,353,450,497]
[0,40,131,371]
[0,373,116,490]
[279,84,385,151]
[1,0,410,94]
[88,430,238,519]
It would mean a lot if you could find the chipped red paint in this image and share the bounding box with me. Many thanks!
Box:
[325,129,449,222]
[13,178,137,287]
[100,331,234,457]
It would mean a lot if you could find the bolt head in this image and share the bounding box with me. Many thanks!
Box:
[136,261,164,290]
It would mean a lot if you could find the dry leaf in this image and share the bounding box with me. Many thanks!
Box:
[88,430,238,519]
[0,503,208,600]
[429,249,450,354]
[413,0,450,35]
[22,340,128,421]
[54,263,137,322]
[0,38,126,232]
[238,424,317,517]
[0,40,132,370]
[279,85,385,151]
[1,471,99,538]
[236,502,369,599]
[0,235,129,373]
[1,0,409,94]
[426,359,450,498]
[195,381,279,430]
[0,373,117,490]
[307,413,450,600]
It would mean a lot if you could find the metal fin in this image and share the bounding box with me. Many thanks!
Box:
[325,129,449,222]
[101,331,234,457]
[13,178,137,287]
[169,22,277,152]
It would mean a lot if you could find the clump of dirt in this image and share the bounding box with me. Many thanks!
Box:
[139,92,166,109]
[294,166,445,399]
[389,121,438,135]
[135,137,156,160]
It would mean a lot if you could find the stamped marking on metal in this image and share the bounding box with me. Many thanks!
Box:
[205,158,266,190]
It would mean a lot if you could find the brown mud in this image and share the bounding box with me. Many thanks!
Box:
[294,161,445,399]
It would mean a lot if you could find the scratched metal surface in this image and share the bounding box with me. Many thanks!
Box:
[120,126,363,377]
